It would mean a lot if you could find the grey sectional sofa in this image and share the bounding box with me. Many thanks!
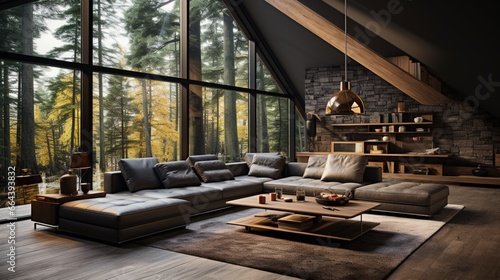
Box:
[56,153,448,244]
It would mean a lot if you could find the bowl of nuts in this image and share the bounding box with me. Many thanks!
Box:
[315,189,351,206]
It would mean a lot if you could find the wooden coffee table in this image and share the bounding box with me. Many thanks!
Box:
[226,194,380,241]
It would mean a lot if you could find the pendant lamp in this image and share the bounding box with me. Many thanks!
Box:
[325,0,365,115]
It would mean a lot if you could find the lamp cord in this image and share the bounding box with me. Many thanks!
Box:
[344,0,347,81]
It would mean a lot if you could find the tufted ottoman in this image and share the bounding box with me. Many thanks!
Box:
[58,194,191,244]
[354,181,449,216]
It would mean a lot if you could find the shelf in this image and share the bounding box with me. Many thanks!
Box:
[364,153,449,158]
[332,122,433,127]
[357,131,431,134]
[296,152,449,159]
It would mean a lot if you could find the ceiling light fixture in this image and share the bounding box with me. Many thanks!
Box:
[325,0,365,115]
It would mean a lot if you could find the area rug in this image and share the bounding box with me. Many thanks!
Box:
[136,204,463,280]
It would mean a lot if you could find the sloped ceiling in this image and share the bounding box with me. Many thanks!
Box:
[240,0,500,118]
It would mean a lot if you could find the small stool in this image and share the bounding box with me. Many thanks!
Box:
[58,194,190,243]
[354,182,449,216]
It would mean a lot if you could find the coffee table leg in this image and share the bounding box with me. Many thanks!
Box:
[360,214,363,234]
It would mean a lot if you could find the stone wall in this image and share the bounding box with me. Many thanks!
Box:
[305,65,500,166]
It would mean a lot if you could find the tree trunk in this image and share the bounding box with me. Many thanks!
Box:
[141,80,152,157]
[189,6,204,155]
[2,62,11,176]
[19,3,38,174]
[257,63,270,152]
[97,0,105,171]
[223,11,239,162]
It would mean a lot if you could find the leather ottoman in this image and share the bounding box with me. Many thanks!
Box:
[58,194,190,244]
[354,181,449,216]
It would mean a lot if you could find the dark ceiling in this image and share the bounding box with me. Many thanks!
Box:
[239,0,500,118]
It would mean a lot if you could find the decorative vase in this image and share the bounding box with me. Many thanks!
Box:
[60,173,77,195]
[472,165,488,177]
[81,184,91,194]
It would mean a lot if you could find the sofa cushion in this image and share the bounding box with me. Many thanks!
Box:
[244,152,280,167]
[153,161,201,188]
[320,154,367,183]
[194,160,235,183]
[119,157,162,192]
[248,154,286,179]
[186,154,218,167]
[303,156,327,179]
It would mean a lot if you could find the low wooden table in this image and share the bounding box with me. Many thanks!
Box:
[226,194,380,241]
[31,191,106,229]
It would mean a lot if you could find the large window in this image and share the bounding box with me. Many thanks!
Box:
[0,0,299,208]
[189,0,248,87]
[256,95,289,157]
[94,74,181,172]
[189,86,248,162]
[94,0,181,77]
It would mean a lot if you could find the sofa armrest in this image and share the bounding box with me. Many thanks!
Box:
[104,171,129,193]
[364,165,382,183]
[226,162,249,177]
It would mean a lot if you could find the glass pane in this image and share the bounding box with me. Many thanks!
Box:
[0,62,81,203]
[94,0,181,77]
[0,0,81,63]
[256,95,289,157]
[189,0,249,87]
[256,55,283,93]
[189,85,248,162]
[94,75,182,181]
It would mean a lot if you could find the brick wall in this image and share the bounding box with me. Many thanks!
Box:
[305,65,500,166]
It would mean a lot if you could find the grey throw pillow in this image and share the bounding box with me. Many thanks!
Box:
[320,154,367,183]
[193,160,235,183]
[153,161,201,188]
[119,157,162,192]
[303,156,327,179]
[248,154,285,179]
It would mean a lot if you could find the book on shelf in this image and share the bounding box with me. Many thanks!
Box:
[254,212,293,223]
[277,214,315,231]
[386,161,395,173]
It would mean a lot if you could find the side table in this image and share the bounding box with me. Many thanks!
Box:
[31,191,106,229]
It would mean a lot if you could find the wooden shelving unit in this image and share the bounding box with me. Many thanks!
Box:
[329,112,450,176]
[298,112,500,185]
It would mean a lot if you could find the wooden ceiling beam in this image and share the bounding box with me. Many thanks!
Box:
[266,0,452,105]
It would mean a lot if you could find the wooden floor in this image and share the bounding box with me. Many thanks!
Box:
[388,184,500,280]
[1,184,499,280]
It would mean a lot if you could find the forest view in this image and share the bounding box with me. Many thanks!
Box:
[0,0,302,202]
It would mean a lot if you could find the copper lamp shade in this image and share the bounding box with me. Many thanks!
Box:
[326,81,365,115]
[70,152,91,169]
[325,0,365,115]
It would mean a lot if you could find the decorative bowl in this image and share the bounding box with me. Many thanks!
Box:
[315,190,351,206]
